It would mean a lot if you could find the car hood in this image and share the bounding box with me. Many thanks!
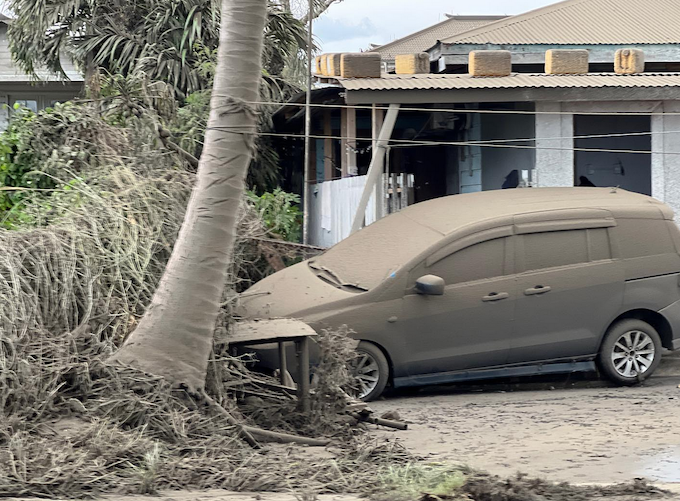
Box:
[234,261,358,320]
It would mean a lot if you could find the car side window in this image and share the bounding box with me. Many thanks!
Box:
[426,237,508,285]
[523,229,590,271]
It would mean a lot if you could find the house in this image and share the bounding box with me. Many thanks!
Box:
[275,0,680,247]
[433,1,680,74]
[0,13,84,129]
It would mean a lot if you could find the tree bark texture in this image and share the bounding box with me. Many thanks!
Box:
[109,0,267,392]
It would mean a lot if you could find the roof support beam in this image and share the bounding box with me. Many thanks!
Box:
[351,104,400,234]
[344,87,680,105]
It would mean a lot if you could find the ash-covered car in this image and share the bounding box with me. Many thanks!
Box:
[236,188,680,400]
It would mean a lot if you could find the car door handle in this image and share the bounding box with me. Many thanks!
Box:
[482,292,509,302]
[525,285,552,296]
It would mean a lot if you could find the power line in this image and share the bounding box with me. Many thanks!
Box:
[394,129,673,146]
[198,124,679,146]
[250,100,676,117]
[209,127,680,155]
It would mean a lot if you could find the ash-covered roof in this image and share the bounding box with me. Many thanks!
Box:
[371,15,505,59]
[441,0,680,46]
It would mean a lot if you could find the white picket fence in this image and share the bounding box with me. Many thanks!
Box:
[307,174,413,248]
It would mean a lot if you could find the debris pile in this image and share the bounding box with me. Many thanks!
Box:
[0,319,410,498]
[0,103,406,499]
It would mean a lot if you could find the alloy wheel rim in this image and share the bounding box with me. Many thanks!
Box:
[611,330,655,378]
[352,351,380,399]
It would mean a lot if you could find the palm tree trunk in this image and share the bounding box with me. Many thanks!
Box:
[109,0,268,393]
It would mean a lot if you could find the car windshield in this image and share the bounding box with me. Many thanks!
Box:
[309,212,442,290]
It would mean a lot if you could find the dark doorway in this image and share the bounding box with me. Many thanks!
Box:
[392,145,448,203]
[574,115,651,195]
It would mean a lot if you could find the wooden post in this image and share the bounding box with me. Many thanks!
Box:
[302,0,313,244]
[278,341,288,386]
[347,106,357,176]
[340,107,348,177]
[296,337,311,412]
[324,110,333,181]
[352,104,399,234]
[391,173,398,213]
[372,105,385,218]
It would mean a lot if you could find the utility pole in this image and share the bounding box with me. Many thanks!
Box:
[302,0,313,244]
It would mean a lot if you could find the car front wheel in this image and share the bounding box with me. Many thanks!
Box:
[351,342,389,401]
[598,319,662,385]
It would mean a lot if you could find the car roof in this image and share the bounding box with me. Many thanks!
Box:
[398,188,672,236]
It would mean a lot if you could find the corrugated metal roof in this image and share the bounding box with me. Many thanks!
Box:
[441,0,680,45]
[371,16,505,59]
[338,72,680,91]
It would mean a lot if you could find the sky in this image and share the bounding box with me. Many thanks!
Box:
[315,0,555,53]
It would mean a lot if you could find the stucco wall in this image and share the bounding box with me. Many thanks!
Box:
[534,100,680,219]
[652,101,680,218]
[535,102,574,187]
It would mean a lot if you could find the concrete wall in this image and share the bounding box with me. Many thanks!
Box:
[652,101,680,217]
[533,100,680,218]
[535,102,574,187]
[481,112,535,190]
[535,101,662,187]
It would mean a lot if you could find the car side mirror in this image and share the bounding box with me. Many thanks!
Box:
[415,275,445,296]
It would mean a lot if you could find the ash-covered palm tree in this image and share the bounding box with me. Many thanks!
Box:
[108,0,268,390]
[7,0,311,97]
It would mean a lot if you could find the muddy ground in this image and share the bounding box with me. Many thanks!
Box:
[371,351,680,487]
[14,354,680,501]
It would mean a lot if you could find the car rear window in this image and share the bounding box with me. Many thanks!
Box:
[616,219,676,258]
[588,228,612,261]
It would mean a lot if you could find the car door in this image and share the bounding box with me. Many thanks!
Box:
[398,232,516,377]
[509,224,624,365]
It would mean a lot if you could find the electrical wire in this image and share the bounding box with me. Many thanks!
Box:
[249,100,680,117]
[209,127,680,156]
[388,129,674,146]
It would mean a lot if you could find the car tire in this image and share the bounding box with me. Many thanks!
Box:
[353,341,390,402]
[598,319,662,385]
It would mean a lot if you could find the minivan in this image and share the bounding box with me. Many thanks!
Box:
[237,188,680,400]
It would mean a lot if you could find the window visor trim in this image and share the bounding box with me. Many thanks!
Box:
[514,218,616,235]
[426,226,513,267]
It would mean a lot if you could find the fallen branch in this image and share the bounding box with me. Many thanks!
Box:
[162,135,200,168]
[243,426,331,446]
[201,392,261,449]
[248,378,298,396]
[351,412,408,431]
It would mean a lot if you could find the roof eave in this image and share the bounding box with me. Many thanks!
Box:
[343,86,680,105]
